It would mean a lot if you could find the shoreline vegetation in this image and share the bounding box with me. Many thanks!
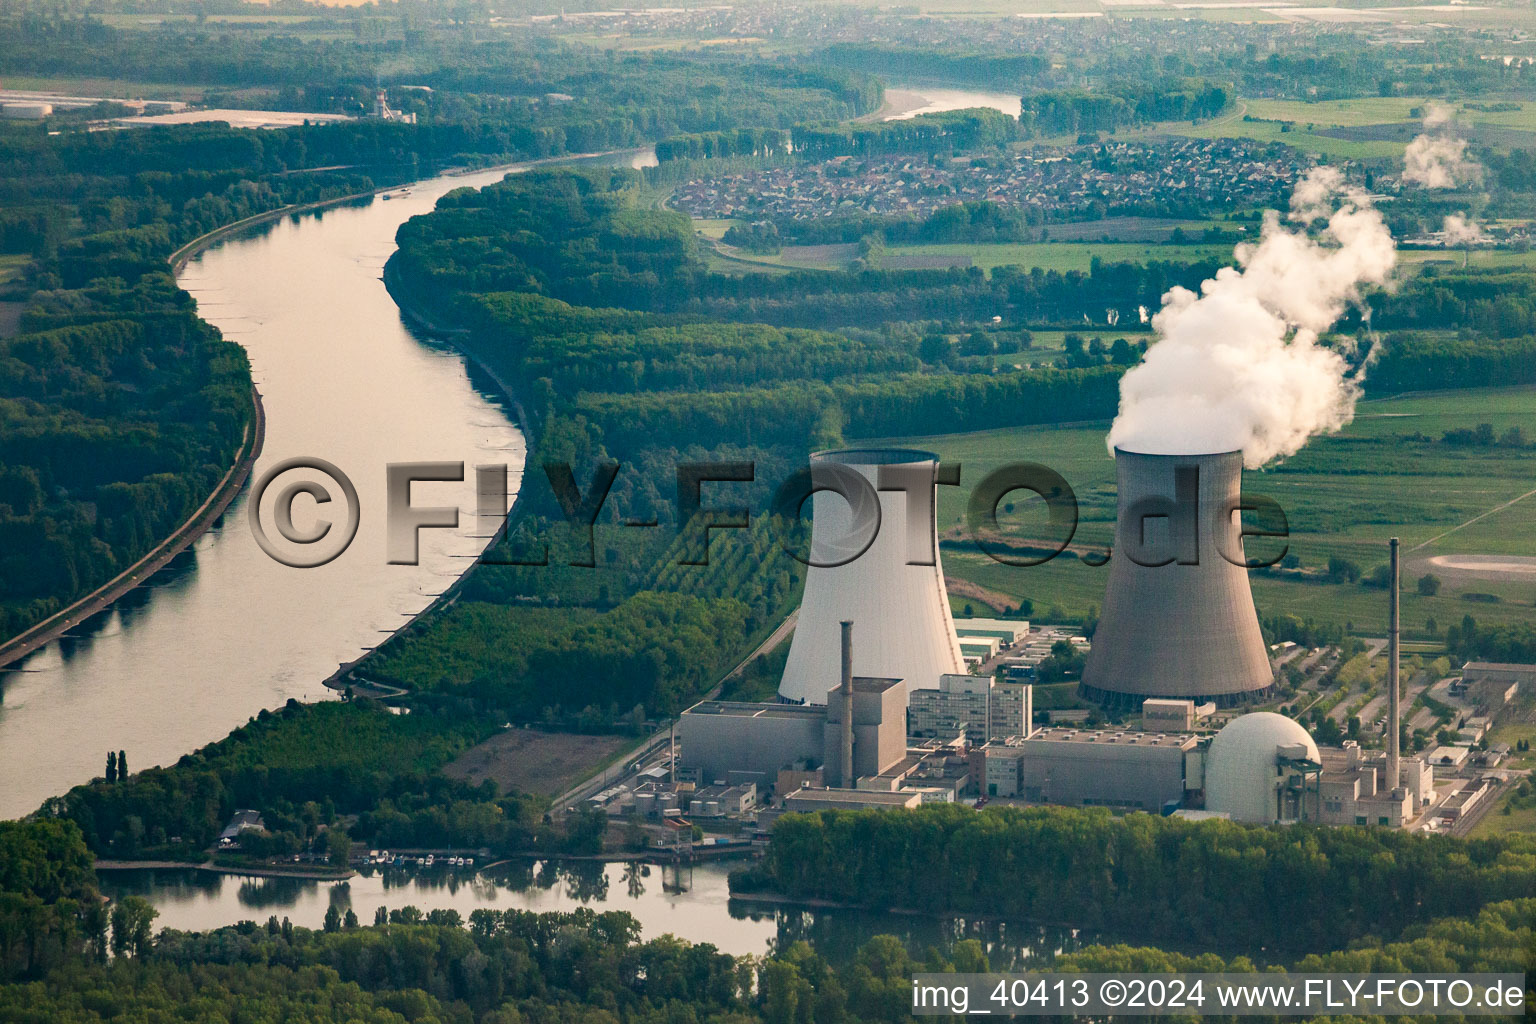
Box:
[0,385,265,673]
[93,858,355,881]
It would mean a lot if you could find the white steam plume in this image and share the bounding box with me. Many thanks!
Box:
[1107,167,1396,468]
[1442,212,1485,246]
[1402,102,1483,189]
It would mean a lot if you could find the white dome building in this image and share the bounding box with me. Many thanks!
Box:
[1204,713,1320,823]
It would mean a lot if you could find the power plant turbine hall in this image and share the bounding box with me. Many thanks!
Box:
[777,448,964,705]
[1080,449,1275,709]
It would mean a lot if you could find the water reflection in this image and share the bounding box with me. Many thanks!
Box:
[104,858,1097,964]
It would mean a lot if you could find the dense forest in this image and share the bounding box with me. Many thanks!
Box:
[0,113,466,644]
[0,18,880,133]
[374,167,1173,718]
[1021,79,1231,136]
[746,803,1536,954]
[791,108,1022,159]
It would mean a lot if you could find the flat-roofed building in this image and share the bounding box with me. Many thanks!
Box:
[981,742,1028,797]
[688,783,757,817]
[1424,744,1473,769]
[1142,698,1198,732]
[681,677,908,792]
[959,636,1001,662]
[908,674,1032,744]
[1461,662,1536,688]
[783,787,922,813]
[679,701,827,786]
[1013,728,1199,811]
[954,617,1030,643]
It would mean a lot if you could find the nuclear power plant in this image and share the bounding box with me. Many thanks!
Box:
[777,447,965,704]
[653,439,1459,831]
[1080,448,1276,709]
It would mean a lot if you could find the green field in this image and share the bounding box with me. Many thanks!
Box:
[701,230,1536,280]
[878,386,1536,636]
[1172,93,1536,160]
[1174,112,1408,161]
[887,240,1234,272]
[0,254,26,288]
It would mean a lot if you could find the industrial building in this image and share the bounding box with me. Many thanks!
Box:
[0,102,51,120]
[1461,662,1536,689]
[1080,449,1275,708]
[1315,743,1433,827]
[783,788,922,812]
[1141,698,1213,732]
[688,783,757,818]
[680,648,908,791]
[959,636,1001,665]
[908,674,1033,744]
[777,448,965,703]
[1204,712,1322,822]
[677,701,827,788]
[955,618,1030,646]
[823,675,908,786]
[974,728,1198,809]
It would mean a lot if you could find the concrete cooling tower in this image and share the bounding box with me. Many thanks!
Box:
[1080,448,1275,710]
[777,448,965,705]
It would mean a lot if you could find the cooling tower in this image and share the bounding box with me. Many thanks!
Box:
[1080,448,1275,709]
[777,448,965,705]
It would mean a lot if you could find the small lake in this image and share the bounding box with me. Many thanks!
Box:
[102,859,1095,964]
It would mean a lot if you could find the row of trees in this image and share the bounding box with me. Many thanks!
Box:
[655,128,789,163]
[1021,79,1231,135]
[791,108,1022,159]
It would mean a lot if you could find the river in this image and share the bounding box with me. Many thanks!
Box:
[0,151,649,819]
[881,84,1021,122]
[100,860,1095,964]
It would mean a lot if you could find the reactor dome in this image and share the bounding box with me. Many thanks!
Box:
[1204,713,1319,824]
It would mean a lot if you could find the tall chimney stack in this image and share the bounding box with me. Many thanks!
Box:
[1388,537,1401,792]
[840,620,855,788]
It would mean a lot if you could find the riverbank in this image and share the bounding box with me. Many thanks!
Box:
[318,258,534,699]
[320,147,660,696]
[0,179,395,670]
[95,858,355,881]
[0,385,266,672]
